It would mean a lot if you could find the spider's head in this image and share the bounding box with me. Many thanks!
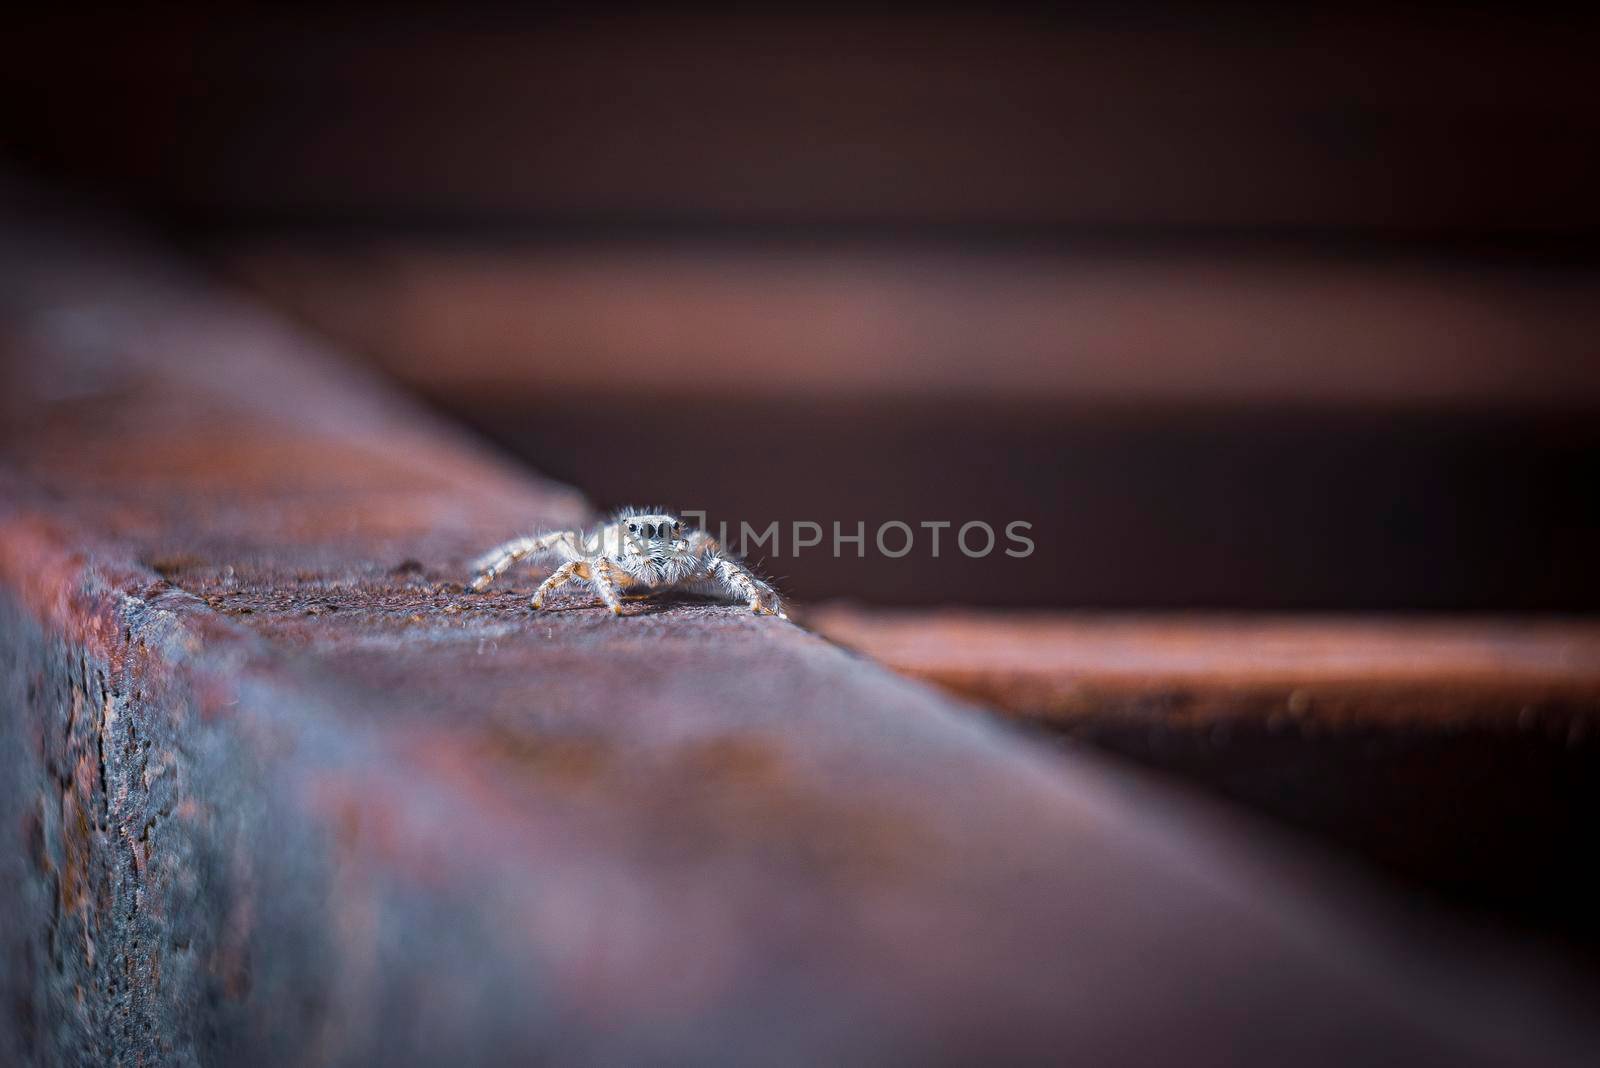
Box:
[620,513,686,558]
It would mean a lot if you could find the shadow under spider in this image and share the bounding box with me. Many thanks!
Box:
[531,591,736,617]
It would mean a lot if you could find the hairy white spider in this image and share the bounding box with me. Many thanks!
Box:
[469,511,786,618]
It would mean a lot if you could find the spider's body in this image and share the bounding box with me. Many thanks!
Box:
[469,512,785,618]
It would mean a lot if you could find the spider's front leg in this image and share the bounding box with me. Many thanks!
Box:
[589,558,629,615]
[529,561,581,610]
[469,530,580,591]
[707,554,786,618]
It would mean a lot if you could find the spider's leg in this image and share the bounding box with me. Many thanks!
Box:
[707,553,785,617]
[529,560,582,610]
[590,558,628,615]
[470,530,582,591]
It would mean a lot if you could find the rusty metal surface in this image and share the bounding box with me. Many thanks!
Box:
[5,208,1600,1065]
[807,607,1600,729]
[810,606,1600,951]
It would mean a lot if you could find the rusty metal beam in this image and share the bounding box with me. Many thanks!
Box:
[808,609,1600,728]
[223,243,1600,411]
[810,606,1600,946]
[4,203,1599,1064]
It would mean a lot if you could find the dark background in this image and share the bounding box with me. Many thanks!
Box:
[6,7,1598,609]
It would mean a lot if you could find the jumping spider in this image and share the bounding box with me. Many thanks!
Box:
[469,511,786,618]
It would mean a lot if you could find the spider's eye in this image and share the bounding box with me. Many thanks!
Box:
[673,522,681,536]
[627,523,637,534]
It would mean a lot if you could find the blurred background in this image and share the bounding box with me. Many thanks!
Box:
[5,3,1598,970]
[5,7,1598,610]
